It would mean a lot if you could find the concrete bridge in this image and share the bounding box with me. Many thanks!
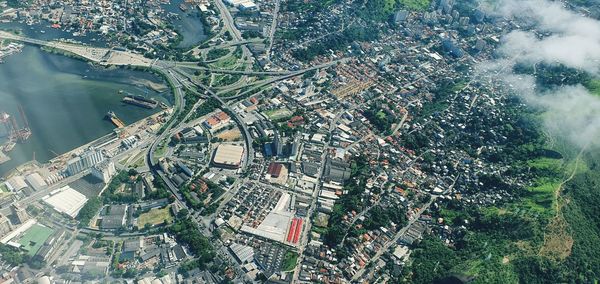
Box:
[176,64,296,76]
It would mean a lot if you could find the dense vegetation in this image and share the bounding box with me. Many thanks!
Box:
[183,96,222,123]
[0,243,44,269]
[362,104,397,134]
[102,171,140,203]
[180,178,224,212]
[322,156,406,249]
[292,25,379,62]
[323,156,370,247]
[77,197,102,227]
[242,31,263,39]
[169,217,215,271]
[403,154,600,283]
[0,244,28,266]
[206,48,229,61]
[399,63,600,282]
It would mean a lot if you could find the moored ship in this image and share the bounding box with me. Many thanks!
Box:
[122,95,159,109]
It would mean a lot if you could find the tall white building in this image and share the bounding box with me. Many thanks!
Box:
[91,160,117,183]
[67,148,105,176]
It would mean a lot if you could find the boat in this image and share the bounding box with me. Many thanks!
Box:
[105,110,117,120]
[105,111,126,128]
[122,95,159,109]
[2,141,16,153]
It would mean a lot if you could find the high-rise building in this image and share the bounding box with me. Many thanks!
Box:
[0,215,13,236]
[91,160,117,183]
[438,0,454,14]
[290,135,301,157]
[11,204,28,224]
[273,132,283,157]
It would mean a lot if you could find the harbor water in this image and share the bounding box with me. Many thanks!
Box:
[0,2,207,177]
[163,0,209,48]
[0,45,171,177]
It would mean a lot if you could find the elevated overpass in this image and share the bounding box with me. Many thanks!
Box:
[176,64,295,76]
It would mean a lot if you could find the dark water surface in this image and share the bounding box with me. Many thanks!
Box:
[0,45,171,176]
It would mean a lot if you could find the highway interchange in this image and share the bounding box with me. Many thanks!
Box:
[0,7,336,281]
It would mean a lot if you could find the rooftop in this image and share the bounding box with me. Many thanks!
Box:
[212,144,245,168]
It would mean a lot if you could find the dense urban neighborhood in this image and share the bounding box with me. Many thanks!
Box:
[1,0,600,283]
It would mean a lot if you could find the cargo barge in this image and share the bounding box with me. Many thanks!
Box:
[122,95,159,109]
[105,111,126,128]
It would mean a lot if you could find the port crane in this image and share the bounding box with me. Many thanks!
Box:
[0,106,32,153]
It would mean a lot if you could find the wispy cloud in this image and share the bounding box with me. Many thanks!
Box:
[477,0,600,148]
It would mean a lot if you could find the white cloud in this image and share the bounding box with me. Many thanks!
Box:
[478,0,600,148]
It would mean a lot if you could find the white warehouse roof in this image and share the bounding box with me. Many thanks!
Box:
[42,186,88,218]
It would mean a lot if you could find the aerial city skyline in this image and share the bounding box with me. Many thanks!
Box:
[0,0,599,283]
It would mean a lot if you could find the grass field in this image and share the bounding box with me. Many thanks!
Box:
[210,53,238,69]
[399,0,431,10]
[131,154,146,169]
[584,79,600,96]
[519,158,565,215]
[154,143,168,159]
[264,108,293,120]
[138,206,173,228]
[18,224,54,256]
[281,251,299,271]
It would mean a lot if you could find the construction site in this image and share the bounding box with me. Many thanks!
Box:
[0,106,32,165]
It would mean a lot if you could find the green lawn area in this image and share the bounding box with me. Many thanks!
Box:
[518,157,588,217]
[210,54,238,69]
[527,157,563,171]
[206,48,230,61]
[584,79,600,96]
[131,154,146,169]
[380,0,397,14]
[154,143,168,159]
[312,226,327,234]
[522,178,560,214]
[138,206,173,228]
[281,251,299,271]
[398,0,431,10]
[264,108,293,121]
[0,183,9,192]
[18,224,54,256]
[518,158,565,215]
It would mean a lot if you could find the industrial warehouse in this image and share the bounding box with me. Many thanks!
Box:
[211,144,245,169]
[42,186,88,218]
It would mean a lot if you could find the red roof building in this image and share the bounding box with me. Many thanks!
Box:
[267,163,284,178]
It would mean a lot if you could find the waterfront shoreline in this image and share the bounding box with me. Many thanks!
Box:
[0,45,172,176]
[1,109,171,180]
